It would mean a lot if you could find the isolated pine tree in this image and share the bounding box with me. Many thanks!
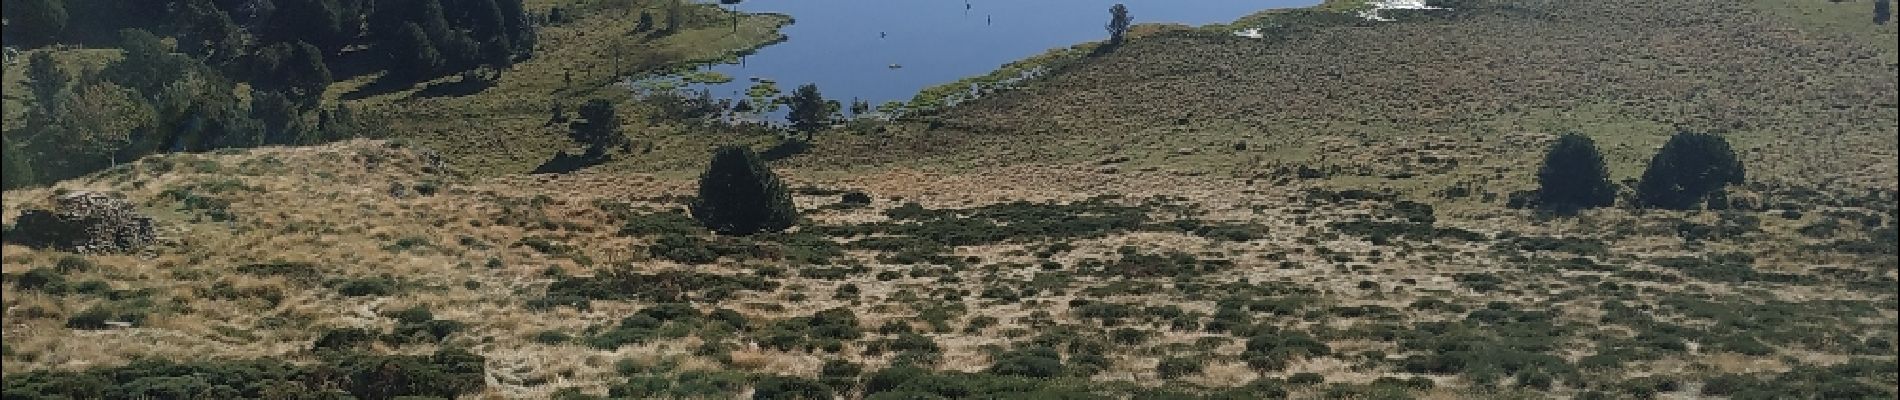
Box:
[1636,131,1745,210]
[570,99,623,156]
[785,84,828,139]
[1535,133,1616,211]
[691,146,798,235]
[1106,4,1131,48]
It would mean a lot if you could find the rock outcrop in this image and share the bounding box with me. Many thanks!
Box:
[8,191,156,254]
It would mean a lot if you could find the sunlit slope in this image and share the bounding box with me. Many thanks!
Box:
[847,0,1899,194]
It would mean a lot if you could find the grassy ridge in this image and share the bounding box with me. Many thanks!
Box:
[787,0,1897,203]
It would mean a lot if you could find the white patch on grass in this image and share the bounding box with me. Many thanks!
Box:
[1359,0,1446,22]
[1234,27,1266,39]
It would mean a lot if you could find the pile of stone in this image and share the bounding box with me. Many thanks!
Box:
[8,191,156,254]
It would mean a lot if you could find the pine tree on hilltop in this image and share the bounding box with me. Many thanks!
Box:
[1536,133,1617,211]
[1636,131,1745,210]
[691,146,798,235]
[1106,4,1131,49]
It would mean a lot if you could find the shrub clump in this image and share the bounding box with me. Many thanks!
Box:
[1636,131,1745,210]
[690,146,798,235]
[0,348,485,399]
[1242,328,1332,372]
[1535,133,1616,211]
[547,269,778,304]
[1156,356,1206,379]
[987,347,1066,378]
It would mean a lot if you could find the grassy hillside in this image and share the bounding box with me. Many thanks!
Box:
[341,0,793,178]
[2,0,1896,398]
[0,0,790,183]
[2,139,1894,397]
[794,0,1897,197]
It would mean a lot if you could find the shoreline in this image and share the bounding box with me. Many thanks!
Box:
[894,0,1361,117]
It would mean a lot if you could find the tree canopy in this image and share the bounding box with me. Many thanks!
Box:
[1636,131,1746,210]
[1,0,69,46]
[1535,133,1617,211]
[691,146,799,236]
[785,84,829,139]
[1106,4,1132,48]
[567,99,627,157]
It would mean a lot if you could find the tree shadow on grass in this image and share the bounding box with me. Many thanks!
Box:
[325,49,387,82]
[409,76,496,100]
[759,139,809,162]
[533,149,610,174]
[341,74,419,101]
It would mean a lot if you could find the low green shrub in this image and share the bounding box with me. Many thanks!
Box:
[235,261,323,283]
[988,347,1065,378]
[331,275,400,297]
[1156,356,1205,379]
[547,269,777,303]
[0,348,485,399]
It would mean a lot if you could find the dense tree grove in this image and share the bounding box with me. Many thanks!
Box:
[0,0,535,189]
[367,0,535,81]
[250,41,334,108]
[0,0,69,46]
[1535,133,1617,211]
[25,52,67,110]
[1637,132,1746,210]
[691,146,799,235]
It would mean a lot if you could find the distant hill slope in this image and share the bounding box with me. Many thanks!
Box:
[818,0,1897,195]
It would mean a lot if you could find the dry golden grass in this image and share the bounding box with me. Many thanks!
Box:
[1,139,1894,397]
[3,0,1895,397]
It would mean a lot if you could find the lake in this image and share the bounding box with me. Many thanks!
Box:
[676,0,1321,117]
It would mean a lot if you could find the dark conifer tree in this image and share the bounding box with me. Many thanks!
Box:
[1,0,68,46]
[251,90,302,145]
[264,0,346,51]
[1536,133,1617,211]
[785,84,828,139]
[26,52,68,112]
[570,99,624,156]
[1106,4,1131,48]
[691,146,798,235]
[387,22,444,80]
[177,0,244,63]
[1637,131,1745,210]
[252,41,333,109]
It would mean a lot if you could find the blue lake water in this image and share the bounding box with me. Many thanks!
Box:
[683,0,1320,114]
